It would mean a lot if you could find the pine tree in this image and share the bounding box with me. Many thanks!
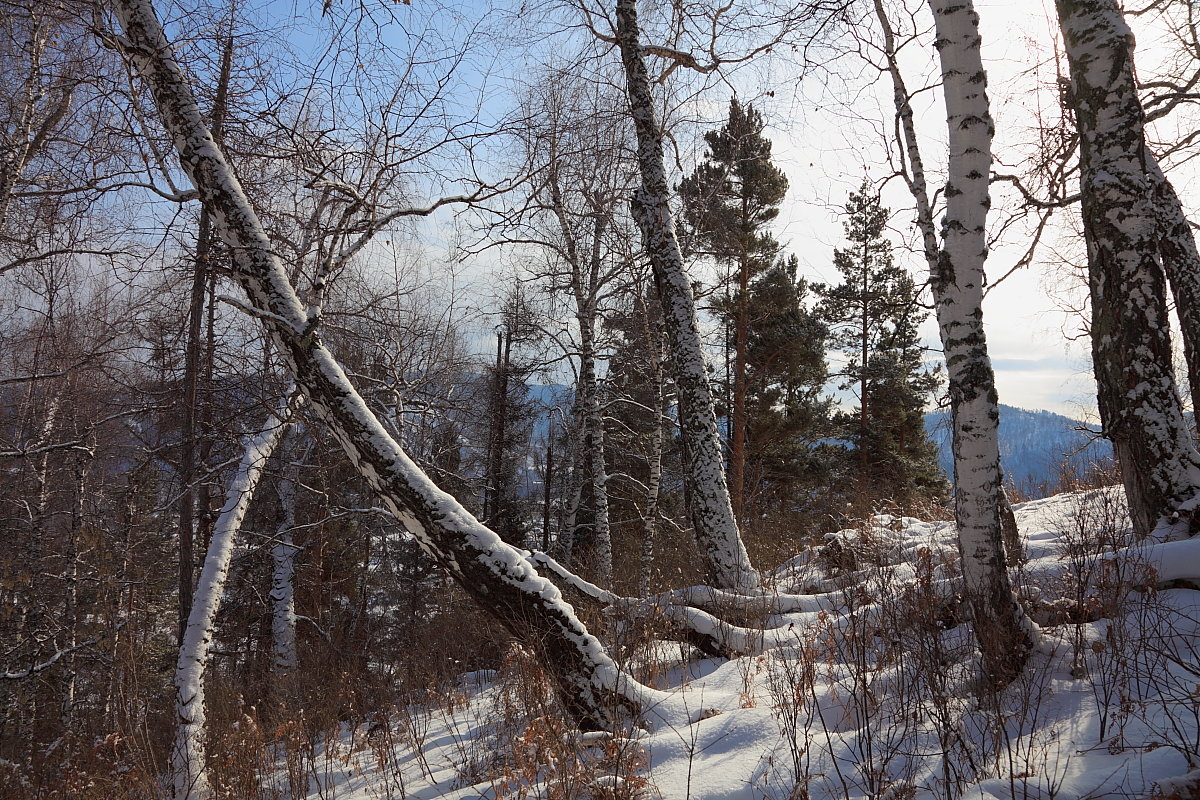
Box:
[743,256,833,516]
[481,288,539,548]
[819,183,946,513]
[679,98,791,519]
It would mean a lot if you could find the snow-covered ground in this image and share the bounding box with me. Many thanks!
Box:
[269,488,1200,800]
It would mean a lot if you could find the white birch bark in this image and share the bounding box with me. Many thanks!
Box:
[614,0,758,593]
[271,434,311,678]
[640,315,666,598]
[1056,0,1200,535]
[558,413,585,566]
[579,317,614,584]
[875,0,1021,564]
[172,393,296,800]
[113,0,642,730]
[925,0,1030,683]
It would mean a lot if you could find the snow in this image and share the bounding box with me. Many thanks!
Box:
[270,489,1200,800]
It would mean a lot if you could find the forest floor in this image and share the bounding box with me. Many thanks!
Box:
[270,487,1200,800]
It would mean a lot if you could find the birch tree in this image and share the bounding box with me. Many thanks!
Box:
[1056,0,1200,536]
[926,0,1031,682]
[612,0,758,594]
[870,0,1031,683]
[270,430,312,679]
[110,0,645,731]
[171,392,296,800]
[492,70,638,584]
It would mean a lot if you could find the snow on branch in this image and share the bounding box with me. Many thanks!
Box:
[2,627,124,680]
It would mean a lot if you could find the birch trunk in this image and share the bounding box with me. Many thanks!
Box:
[547,158,614,584]
[1056,0,1200,535]
[172,394,295,800]
[925,0,1030,684]
[557,410,585,566]
[578,313,613,584]
[1152,169,1200,412]
[640,305,666,598]
[113,0,641,730]
[271,433,310,678]
[614,0,758,593]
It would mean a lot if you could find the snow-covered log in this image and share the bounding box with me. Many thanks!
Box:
[113,0,643,731]
[1056,0,1200,535]
[614,0,758,594]
[171,393,297,800]
[529,549,841,657]
[925,0,1031,684]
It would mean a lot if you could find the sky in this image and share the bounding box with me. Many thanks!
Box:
[762,0,1200,419]
[765,0,1106,418]
[250,0,1193,420]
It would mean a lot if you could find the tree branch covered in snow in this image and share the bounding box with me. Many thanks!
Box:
[111,0,648,732]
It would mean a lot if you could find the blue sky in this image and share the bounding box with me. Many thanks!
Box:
[235,0,1191,420]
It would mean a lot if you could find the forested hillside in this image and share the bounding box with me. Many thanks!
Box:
[925,405,1115,497]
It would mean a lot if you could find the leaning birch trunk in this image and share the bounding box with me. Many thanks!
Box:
[1056,0,1200,535]
[172,393,295,800]
[925,0,1030,684]
[113,0,641,731]
[613,0,758,593]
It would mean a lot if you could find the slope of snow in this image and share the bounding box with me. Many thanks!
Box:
[276,488,1200,800]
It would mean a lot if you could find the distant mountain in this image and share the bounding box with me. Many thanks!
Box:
[924,404,1114,497]
[527,384,1113,499]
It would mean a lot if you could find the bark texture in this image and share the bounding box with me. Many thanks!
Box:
[114,0,641,731]
[1057,0,1200,535]
[614,0,758,593]
[876,0,1020,560]
[271,432,310,678]
[1153,169,1200,412]
[926,0,1030,683]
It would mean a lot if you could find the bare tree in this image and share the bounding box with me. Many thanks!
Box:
[111,0,645,731]
[489,68,639,583]
[611,0,759,593]
[171,392,297,800]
